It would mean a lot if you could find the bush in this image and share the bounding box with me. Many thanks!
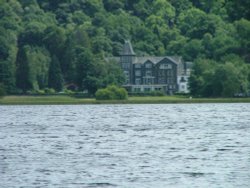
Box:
[0,83,6,98]
[44,88,56,94]
[95,85,128,100]
[95,89,114,100]
[36,89,45,95]
[64,89,74,95]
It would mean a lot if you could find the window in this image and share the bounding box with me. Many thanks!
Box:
[144,77,154,84]
[134,87,141,92]
[146,70,152,76]
[180,77,186,82]
[124,71,130,84]
[159,77,166,84]
[122,63,130,69]
[124,71,129,77]
[121,56,131,63]
[135,64,141,68]
[168,78,173,84]
[160,63,172,69]
[135,70,141,76]
[159,70,165,76]
[144,88,151,92]
[167,70,173,76]
[135,78,141,85]
[145,63,152,68]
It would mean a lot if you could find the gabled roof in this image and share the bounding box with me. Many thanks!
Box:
[106,55,185,66]
[134,56,182,65]
[120,40,136,56]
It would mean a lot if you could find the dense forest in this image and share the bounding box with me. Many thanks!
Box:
[0,0,250,97]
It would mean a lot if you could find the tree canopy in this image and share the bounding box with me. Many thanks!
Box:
[0,0,249,96]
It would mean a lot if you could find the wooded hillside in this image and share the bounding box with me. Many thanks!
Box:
[0,0,250,96]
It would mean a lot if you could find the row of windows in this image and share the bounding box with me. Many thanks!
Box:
[134,63,172,69]
[134,63,152,69]
[135,77,155,85]
[159,64,172,69]
[133,87,161,92]
[132,86,176,92]
[135,70,174,77]
[158,70,173,77]
[158,77,175,84]
[124,71,130,84]
[122,63,130,69]
[125,63,174,72]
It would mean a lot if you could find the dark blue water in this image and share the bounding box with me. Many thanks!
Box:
[0,104,250,188]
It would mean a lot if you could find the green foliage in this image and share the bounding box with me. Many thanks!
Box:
[48,55,63,91]
[95,85,128,100]
[189,58,249,97]
[0,83,6,98]
[0,0,249,96]
[16,45,50,92]
[44,88,56,94]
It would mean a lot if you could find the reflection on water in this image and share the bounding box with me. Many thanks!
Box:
[0,104,250,188]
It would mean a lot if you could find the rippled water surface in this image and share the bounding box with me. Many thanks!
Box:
[0,104,250,188]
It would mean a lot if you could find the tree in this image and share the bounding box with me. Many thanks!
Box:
[234,19,250,63]
[189,58,249,97]
[0,83,6,98]
[16,45,51,92]
[189,59,216,96]
[183,39,205,61]
[43,26,66,58]
[103,0,125,12]
[0,0,249,96]
[178,8,221,39]
[48,55,64,91]
[16,46,31,92]
[212,63,244,97]
[225,0,250,21]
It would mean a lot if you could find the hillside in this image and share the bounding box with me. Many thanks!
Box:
[0,0,250,96]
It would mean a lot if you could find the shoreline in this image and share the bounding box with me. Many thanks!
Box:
[1,95,250,105]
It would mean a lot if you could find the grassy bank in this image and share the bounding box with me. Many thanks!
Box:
[1,95,250,105]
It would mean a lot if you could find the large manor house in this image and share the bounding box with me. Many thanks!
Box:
[109,41,192,94]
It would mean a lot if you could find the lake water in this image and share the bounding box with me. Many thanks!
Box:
[0,104,250,188]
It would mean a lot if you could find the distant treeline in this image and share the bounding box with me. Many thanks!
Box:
[0,0,250,96]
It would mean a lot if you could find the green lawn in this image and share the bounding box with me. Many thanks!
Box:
[0,95,95,105]
[1,95,250,105]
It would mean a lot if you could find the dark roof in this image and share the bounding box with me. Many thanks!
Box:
[120,40,135,55]
[134,56,182,65]
[105,56,184,65]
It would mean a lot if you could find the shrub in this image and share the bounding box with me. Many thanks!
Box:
[0,83,6,98]
[64,89,74,95]
[36,90,45,95]
[95,89,114,100]
[44,88,56,94]
[95,85,128,100]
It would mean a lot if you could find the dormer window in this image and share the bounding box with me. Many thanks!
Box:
[160,64,172,69]
[145,63,152,68]
[135,64,141,68]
